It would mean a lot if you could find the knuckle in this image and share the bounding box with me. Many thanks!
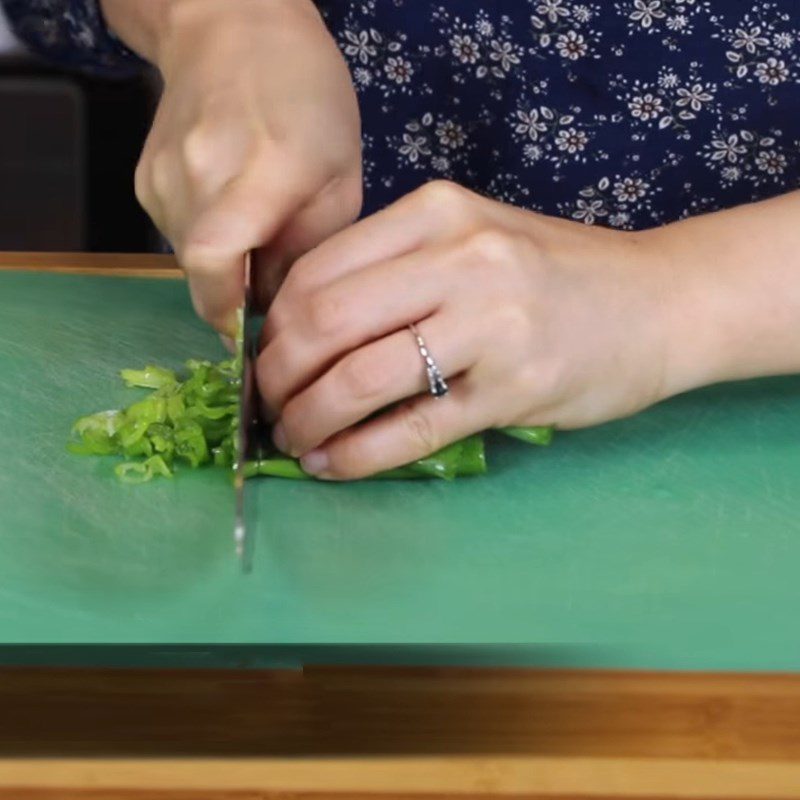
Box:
[493,303,535,349]
[306,289,348,337]
[338,351,389,402]
[516,360,562,405]
[414,179,465,210]
[398,401,440,454]
[181,127,220,184]
[466,228,521,267]
[407,179,474,226]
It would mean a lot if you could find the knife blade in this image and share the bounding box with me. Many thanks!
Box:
[233,250,261,573]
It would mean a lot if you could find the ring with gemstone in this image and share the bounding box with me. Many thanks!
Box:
[408,323,450,399]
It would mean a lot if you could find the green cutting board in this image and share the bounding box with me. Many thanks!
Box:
[1,270,800,670]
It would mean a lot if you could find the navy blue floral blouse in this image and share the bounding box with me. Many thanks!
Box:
[6,0,800,226]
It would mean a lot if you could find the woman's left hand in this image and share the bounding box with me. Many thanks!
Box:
[257,180,678,479]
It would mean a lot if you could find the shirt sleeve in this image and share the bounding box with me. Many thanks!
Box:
[3,0,147,77]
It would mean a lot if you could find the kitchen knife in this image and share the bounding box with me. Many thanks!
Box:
[233,250,262,573]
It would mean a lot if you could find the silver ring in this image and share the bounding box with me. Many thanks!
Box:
[409,323,449,399]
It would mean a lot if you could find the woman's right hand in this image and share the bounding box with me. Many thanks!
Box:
[130,0,362,335]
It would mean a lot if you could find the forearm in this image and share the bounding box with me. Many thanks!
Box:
[658,191,800,395]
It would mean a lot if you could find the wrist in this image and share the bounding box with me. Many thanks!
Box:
[646,202,794,400]
[100,0,171,63]
[102,0,322,69]
[160,0,322,69]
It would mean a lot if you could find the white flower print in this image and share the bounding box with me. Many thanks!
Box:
[721,165,742,182]
[573,5,593,23]
[608,212,631,228]
[666,15,688,31]
[555,126,589,153]
[567,172,660,228]
[718,10,800,87]
[732,26,770,54]
[658,70,680,89]
[617,0,709,41]
[399,133,430,163]
[435,119,466,149]
[385,55,414,84]
[451,34,480,64]
[676,83,714,112]
[629,93,664,121]
[573,198,607,224]
[17,0,800,234]
[556,30,588,60]
[353,67,372,87]
[336,0,800,232]
[476,18,494,37]
[338,16,419,100]
[629,0,666,29]
[390,110,472,175]
[709,133,748,163]
[514,108,549,141]
[529,1,602,60]
[536,0,570,24]
[702,124,792,188]
[755,148,787,175]
[343,29,380,65]
[617,67,718,133]
[523,143,544,164]
[488,39,521,74]
[613,176,649,202]
[436,7,531,82]
[754,57,789,85]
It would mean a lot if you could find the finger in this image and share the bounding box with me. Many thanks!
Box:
[179,158,310,335]
[276,313,479,457]
[280,180,474,297]
[254,172,363,312]
[298,377,487,480]
[259,244,454,412]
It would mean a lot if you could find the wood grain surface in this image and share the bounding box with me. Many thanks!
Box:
[1,666,800,798]
[0,251,180,277]
[2,666,800,760]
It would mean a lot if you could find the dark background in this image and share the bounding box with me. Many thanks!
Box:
[0,53,157,252]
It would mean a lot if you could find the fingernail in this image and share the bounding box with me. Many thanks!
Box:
[220,335,236,354]
[272,422,289,454]
[300,449,329,477]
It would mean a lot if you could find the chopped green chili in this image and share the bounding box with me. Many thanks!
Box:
[69,354,554,483]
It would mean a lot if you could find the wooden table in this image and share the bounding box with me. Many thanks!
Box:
[1,665,800,799]
[1,253,799,799]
